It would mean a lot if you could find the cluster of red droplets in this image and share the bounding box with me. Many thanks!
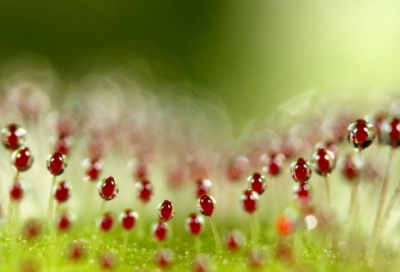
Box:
[96,176,140,234]
[97,209,138,233]
[241,172,266,214]
[275,118,377,236]
[1,110,396,271]
[1,124,33,217]
[152,200,175,241]
[290,158,313,213]
[128,153,154,203]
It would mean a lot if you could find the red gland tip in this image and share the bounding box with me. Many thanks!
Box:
[155,248,173,268]
[46,151,67,176]
[68,241,85,261]
[136,179,152,203]
[381,117,400,148]
[186,213,204,235]
[57,211,73,232]
[293,182,313,212]
[311,148,336,177]
[54,136,72,156]
[98,176,119,201]
[10,181,24,201]
[225,230,244,251]
[153,221,169,242]
[262,153,284,176]
[83,159,102,181]
[99,251,117,270]
[242,189,259,214]
[247,172,266,195]
[341,154,361,181]
[347,119,375,151]
[54,180,71,203]
[290,157,312,183]
[98,212,115,232]
[226,156,250,181]
[1,123,26,150]
[197,194,216,217]
[195,179,212,198]
[193,255,210,272]
[12,147,34,172]
[157,200,175,221]
[23,219,41,239]
[120,209,138,230]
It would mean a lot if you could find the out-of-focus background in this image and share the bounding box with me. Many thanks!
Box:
[1,0,400,130]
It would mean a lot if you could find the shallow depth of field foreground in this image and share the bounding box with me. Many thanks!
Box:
[0,63,400,272]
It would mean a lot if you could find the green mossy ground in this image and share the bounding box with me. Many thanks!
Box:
[0,221,395,272]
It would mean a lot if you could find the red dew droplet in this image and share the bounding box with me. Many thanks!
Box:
[197,194,216,217]
[186,214,204,235]
[167,164,188,188]
[247,248,264,269]
[120,209,137,231]
[311,148,336,177]
[290,158,312,183]
[54,137,72,156]
[341,154,360,181]
[88,138,107,161]
[326,142,338,160]
[10,181,24,201]
[281,137,301,159]
[315,141,338,160]
[57,114,77,138]
[135,159,149,179]
[20,259,39,272]
[382,117,400,147]
[294,182,310,199]
[294,182,313,212]
[354,119,369,143]
[23,219,41,239]
[262,154,284,176]
[347,119,375,150]
[46,152,67,176]
[1,123,26,150]
[98,177,118,201]
[68,241,85,261]
[247,248,264,268]
[84,159,102,181]
[193,255,209,272]
[248,173,266,195]
[242,189,259,214]
[99,251,116,270]
[275,241,294,262]
[316,149,330,173]
[158,200,174,221]
[195,179,212,198]
[12,147,34,172]
[99,212,115,232]
[137,179,152,203]
[54,181,71,203]
[225,230,243,251]
[155,249,173,268]
[153,221,168,242]
[188,159,209,181]
[57,212,72,232]
[275,216,293,236]
[226,156,250,181]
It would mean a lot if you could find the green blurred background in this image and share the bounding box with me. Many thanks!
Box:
[1,0,400,129]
